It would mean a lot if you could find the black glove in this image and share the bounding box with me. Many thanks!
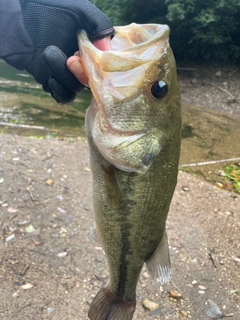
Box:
[0,0,114,103]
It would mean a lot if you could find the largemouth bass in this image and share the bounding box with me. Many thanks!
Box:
[78,23,181,320]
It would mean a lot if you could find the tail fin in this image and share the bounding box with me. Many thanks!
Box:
[88,287,136,320]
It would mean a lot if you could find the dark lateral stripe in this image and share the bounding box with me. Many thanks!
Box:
[117,172,135,299]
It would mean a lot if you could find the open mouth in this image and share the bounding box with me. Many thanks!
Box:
[111,23,170,51]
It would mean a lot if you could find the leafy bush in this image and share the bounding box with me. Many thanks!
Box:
[91,0,240,61]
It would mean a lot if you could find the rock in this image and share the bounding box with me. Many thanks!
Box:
[215,71,221,77]
[142,298,159,312]
[227,97,237,105]
[198,285,207,290]
[5,234,15,242]
[204,299,223,318]
[202,79,211,86]
[12,291,19,298]
[45,179,54,186]
[191,78,197,84]
[25,224,35,233]
[169,290,183,300]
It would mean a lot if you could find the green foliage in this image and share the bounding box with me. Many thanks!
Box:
[91,0,121,25]
[222,164,240,194]
[164,0,240,60]
[166,3,186,21]
[91,0,240,61]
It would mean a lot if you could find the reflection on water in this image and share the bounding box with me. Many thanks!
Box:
[1,60,240,173]
[0,60,90,137]
[181,103,240,166]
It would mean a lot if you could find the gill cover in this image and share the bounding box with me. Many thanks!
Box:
[79,24,171,173]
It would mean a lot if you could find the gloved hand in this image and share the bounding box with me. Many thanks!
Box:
[0,0,114,103]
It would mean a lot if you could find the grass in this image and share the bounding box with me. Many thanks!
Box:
[219,163,240,194]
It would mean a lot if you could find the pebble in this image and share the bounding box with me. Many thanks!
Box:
[215,71,221,77]
[192,280,198,285]
[25,224,35,233]
[5,234,15,242]
[20,283,33,290]
[12,291,19,298]
[169,290,183,300]
[204,299,223,318]
[142,298,159,312]
[47,307,55,314]
[227,97,237,105]
[57,252,67,258]
[202,79,211,86]
[198,285,207,290]
[45,179,54,186]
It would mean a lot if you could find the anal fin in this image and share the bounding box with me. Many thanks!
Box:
[88,287,135,320]
[145,229,171,284]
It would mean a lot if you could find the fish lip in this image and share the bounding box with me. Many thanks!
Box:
[113,23,170,51]
[78,23,170,54]
[78,23,170,103]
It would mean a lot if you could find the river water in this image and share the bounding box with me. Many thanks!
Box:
[1,60,240,184]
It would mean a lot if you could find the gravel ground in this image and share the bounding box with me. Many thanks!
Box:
[0,132,239,320]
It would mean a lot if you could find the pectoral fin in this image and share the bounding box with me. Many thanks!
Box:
[145,229,171,284]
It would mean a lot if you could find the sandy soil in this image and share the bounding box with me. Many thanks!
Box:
[0,65,240,320]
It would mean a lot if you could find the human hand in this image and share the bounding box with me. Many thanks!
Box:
[67,36,112,86]
[0,0,114,103]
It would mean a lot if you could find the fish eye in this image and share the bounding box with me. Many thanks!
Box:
[150,80,168,99]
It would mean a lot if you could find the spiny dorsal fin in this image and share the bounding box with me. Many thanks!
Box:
[145,229,171,284]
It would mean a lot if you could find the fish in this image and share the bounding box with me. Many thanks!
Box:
[78,23,181,320]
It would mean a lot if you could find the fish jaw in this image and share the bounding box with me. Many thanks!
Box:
[78,24,175,173]
[85,99,167,174]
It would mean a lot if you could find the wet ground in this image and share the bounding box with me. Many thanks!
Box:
[0,61,240,319]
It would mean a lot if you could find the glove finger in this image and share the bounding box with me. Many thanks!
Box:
[25,0,114,41]
[44,76,77,104]
[42,46,85,93]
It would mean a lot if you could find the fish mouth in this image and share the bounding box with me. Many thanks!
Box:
[111,23,170,52]
[78,23,170,103]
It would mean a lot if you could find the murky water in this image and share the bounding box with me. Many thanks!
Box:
[1,60,240,179]
[0,60,90,137]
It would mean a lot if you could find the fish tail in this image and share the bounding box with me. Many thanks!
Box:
[88,287,136,320]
